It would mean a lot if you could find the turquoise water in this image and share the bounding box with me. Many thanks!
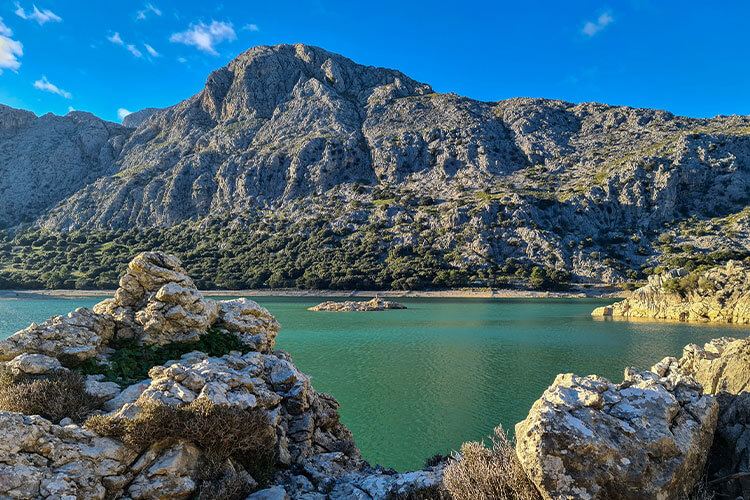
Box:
[2,296,749,471]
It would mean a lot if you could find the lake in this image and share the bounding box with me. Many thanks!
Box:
[2,296,748,471]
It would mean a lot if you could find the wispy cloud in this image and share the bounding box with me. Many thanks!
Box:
[144,43,160,57]
[67,105,74,112]
[126,44,142,58]
[582,12,613,36]
[136,3,161,20]
[33,76,71,99]
[117,108,131,120]
[242,23,259,32]
[14,3,62,25]
[170,21,236,55]
[177,56,187,63]
[0,18,23,74]
[107,32,123,45]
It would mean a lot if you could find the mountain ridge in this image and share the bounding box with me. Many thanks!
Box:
[0,43,748,288]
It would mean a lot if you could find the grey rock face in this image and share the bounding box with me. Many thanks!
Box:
[122,107,162,128]
[515,368,718,500]
[0,105,128,228]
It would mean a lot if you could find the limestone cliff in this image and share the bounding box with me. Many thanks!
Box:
[592,261,750,323]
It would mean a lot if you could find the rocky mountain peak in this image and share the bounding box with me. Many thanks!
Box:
[197,43,433,123]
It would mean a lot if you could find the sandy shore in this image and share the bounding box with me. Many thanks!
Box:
[0,286,627,300]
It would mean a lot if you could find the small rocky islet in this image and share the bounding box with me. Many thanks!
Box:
[308,298,406,312]
[0,252,748,499]
[592,260,750,324]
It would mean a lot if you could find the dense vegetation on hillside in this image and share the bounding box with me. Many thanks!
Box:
[0,217,575,291]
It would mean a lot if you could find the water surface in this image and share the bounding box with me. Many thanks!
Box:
[2,296,748,471]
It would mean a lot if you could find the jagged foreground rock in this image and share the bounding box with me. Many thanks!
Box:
[0,252,442,499]
[2,44,749,283]
[592,261,750,323]
[308,297,407,312]
[653,337,750,497]
[515,368,718,500]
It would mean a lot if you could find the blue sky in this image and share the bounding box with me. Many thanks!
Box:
[0,1,748,123]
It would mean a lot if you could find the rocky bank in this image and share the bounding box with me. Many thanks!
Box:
[0,251,747,499]
[592,261,750,323]
[308,298,406,312]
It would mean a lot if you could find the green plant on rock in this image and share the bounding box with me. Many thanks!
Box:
[76,328,250,387]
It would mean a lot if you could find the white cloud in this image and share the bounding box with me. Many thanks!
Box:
[170,20,236,55]
[67,105,74,112]
[582,12,613,36]
[144,43,160,57]
[177,56,187,63]
[242,23,259,32]
[33,76,71,99]
[107,32,123,45]
[117,108,131,120]
[126,44,142,58]
[0,18,23,74]
[136,3,161,20]
[14,3,62,25]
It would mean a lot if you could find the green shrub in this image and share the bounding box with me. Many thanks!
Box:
[443,426,540,500]
[77,329,249,387]
[0,371,103,424]
[85,398,276,483]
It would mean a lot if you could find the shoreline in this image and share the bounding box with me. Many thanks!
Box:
[0,285,628,300]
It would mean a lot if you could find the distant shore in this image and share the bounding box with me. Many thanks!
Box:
[0,285,627,300]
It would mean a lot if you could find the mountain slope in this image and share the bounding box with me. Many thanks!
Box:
[0,106,128,227]
[0,43,748,287]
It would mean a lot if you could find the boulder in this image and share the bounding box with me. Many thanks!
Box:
[653,337,750,498]
[4,353,64,376]
[0,308,114,364]
[515,368,718,500]
[215,298,280,352]
[127,441,202,499]
[94,251,219,345]
[0,411,138,499]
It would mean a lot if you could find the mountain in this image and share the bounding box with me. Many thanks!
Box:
[0,43,748,289]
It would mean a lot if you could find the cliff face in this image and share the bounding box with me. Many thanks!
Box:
[592,261,750,323]
[1,43,749,282]
[0,106,128,228]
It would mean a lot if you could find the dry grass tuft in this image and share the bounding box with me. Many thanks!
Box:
[86,398,277,481]
[0,370,103,424]
[443,426,540,500]
[196,459,256,500]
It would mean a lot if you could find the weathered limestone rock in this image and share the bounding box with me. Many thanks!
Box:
[652,337,750,497]
[4,353,64,376]
[269,452,446,499]
[593,262,750,324]
[127,441,202,499]
[215,298,280,352]
[515,368,718,500]
[308,297,407,312]
[0,411,138,499]
[0,308,114,363]
[112,349,356,465]
[94,251,219,345]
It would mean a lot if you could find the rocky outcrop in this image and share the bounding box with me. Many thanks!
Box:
[94,251,219,345]
[0,308,114,363]
[0,251,443,499]
[215,298,280,352]
[308,297,407,312]
[653,337,750,497]
[592,262,750,323]
[515,368,718,500]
